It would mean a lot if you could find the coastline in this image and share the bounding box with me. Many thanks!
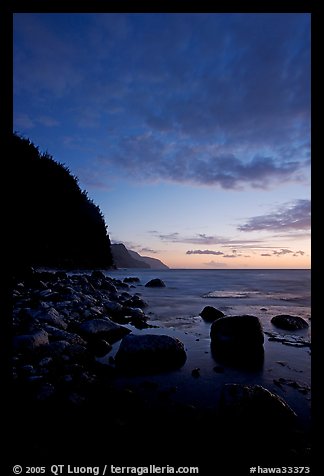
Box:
[11,268,311,469]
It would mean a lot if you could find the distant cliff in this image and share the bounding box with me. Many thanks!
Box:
[111,244,169,269]
[11,133,114,270]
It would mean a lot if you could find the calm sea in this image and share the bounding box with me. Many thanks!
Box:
[107,268,311,330]
[101,268,311,426]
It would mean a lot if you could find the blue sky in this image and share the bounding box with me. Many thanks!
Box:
[13,13,311,268]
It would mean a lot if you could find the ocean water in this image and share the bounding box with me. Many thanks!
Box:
[108,268,311,330]
[102,268,311,428]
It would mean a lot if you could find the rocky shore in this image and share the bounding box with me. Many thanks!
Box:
[11,269,310,466]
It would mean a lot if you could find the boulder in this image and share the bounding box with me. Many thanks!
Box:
[124,295,148,308]
[220,383,297,430]
[271,314,309,331]
[200,306,224,322]
[13,330,49,352]
[78,318,130,343]
[115,334,187,372]
[218,383,300,457]
[103,300,124,316]
[35,307,67,330]
[43,326,87,346]
[210,315,264,367]
[145,278,166,288]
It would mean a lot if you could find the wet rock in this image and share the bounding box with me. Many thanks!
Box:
[124,295,148,308]
[123,277,140,283]
[38,357,53,368]
[45,340,71,358]
[271,315,309,331]
[129,315,151,330]
[199,306,224,322]
[275,378,311,395]
[44,326,87,346]
[220,384,297,429]
[103,300,123,316]
[265,331,311,348]
[210,315,264,367]
[44,340,90,364]
[115,334,187,372]
[13,329,49,352]
[35,307,67,330]
[191,368,200,378]
[78,318,130,343]
[145,278,166,288]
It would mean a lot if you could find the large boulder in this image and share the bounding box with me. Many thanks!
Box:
[219,384,297,452]
[221,383,296,421]
[115,334,187,372]
[78,318,130,343]
[200,306,224,322]
[271,314,309,331]
[145,278,166,288]
[210,315,264,367]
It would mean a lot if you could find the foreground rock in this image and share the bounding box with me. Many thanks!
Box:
[221,383,297,420]
[199,306,224,322]
[271,314,309,331]
[220,383,298,449]
[145,278,166,288]
[78,318,130,343]
[210,315,264,367]
[12,269,152,402]
[115,334,187,372]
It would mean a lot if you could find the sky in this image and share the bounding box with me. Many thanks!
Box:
[13,13,311,269]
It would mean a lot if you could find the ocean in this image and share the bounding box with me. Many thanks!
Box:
[101,268,311,428]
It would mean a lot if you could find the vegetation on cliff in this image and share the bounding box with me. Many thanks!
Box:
[11,133,114,270]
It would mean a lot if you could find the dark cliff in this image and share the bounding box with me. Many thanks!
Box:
[111,244,169,269]
[11,133,114,271]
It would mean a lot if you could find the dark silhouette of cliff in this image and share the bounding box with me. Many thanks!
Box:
[111,244,169,269]
[11,133,114,271]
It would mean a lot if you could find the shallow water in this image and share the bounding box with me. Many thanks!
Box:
[99,269,311,430]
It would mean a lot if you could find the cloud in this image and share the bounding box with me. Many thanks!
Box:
[14,13,310,190]
[157,232,181,242]
[223,254,238,258]
[38,116,60,127]
[261,253,272,257]
[153,231,262,247]
[108,135,305,189]
[15,113,35,129]
[238,199,311,232]
[272,248,294,256]
[139,247,158,254]
[14,14,83,98]
[186,250,224,255]
[204,261,228,268]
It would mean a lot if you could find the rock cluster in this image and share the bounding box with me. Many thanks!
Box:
[12,269,185,404]
[11,270,309,462]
